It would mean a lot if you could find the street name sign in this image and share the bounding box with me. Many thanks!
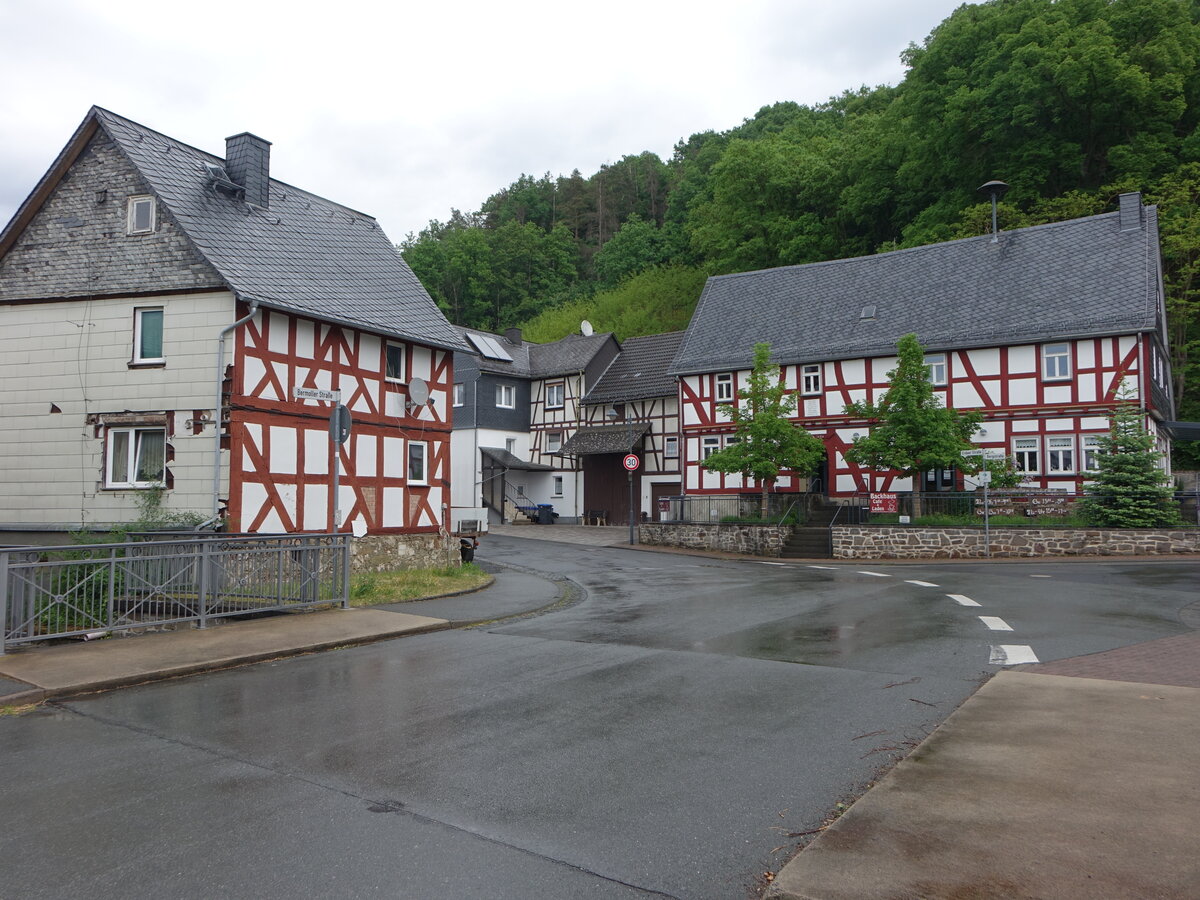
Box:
[294,386,341,402]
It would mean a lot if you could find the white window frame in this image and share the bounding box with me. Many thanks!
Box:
[552,475,563,497]
[724,435,741,448]
[407,441,428,485]
[1042,343,1071,381]
[133,307,164,364]
[453,383,464,407]
[385,343,405,383]
[546,431,562,453]
[702,436,720,460]
[715,373,734,402]
[1045,435,1075,474]
[505,437,517,454]
[925,353,947,386]
[1082,434,1104,472]
[801,364,821,396]
[105,426,166,488]
[496,383,516,409]
[127,195,155,234]
[1012,436,1040,474]
[546,382,565,409]
[664,436,679,459]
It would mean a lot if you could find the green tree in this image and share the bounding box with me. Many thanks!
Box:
[701,343,825,518]
[1078,399,1179,527]
[843,334,982,515]
[592,214,669,287]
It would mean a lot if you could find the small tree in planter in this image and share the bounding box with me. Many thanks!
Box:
[1079,399,1179,527]
[701,342,825,519]
[843,334,981,518]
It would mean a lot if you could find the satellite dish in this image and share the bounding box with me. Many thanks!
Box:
[580,320,594,336]
[408,377,430,406]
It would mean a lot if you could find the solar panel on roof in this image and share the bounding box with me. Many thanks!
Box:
[466,332,513,361]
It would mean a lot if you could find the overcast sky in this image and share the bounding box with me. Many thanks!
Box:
[0,0,972,244]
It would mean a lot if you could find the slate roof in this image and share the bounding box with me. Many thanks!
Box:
[455,327,615,378]
[528,333,616,377]
[585,332,684,404]
[671,201,1165,375]
[558,423,650,456]
[3,106,464,351]
[456,328,533,377]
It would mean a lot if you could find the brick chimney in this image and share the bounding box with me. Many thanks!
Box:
[225,132,272,208]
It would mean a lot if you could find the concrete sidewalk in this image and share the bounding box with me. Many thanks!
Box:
[768,630,1200,900]
[0,564,565,706]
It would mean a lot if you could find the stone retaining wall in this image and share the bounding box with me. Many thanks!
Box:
[351,533,458,572]
[833,527,1200,559]
[639,523,792,557]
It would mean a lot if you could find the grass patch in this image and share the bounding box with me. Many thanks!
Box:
[350,563,490,607]
[1,703,40,717]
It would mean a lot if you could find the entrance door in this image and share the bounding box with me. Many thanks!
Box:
[583,453,632,525]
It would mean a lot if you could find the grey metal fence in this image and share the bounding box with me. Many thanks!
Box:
[1,533,351,654]
[659,494,807,524]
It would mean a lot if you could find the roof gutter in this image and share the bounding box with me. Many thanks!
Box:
[199,294,260,528]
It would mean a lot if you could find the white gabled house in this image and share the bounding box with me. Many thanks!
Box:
[670,193,1178,499]
[0,107,466,556]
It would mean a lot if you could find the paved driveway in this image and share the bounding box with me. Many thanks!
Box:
[2,537,1195,899]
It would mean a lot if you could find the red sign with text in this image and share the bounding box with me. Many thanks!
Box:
[869,492,898,513]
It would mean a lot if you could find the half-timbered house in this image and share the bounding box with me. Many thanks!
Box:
[567,331,684,524]
[0,107,465,554]
[670,193,1176,499]
[449,326,618,524]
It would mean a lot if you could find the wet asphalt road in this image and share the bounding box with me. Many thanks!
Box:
[2,538,1196,899]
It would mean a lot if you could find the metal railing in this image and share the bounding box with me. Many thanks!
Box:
[658,494,809,524]
[2,533,351,654]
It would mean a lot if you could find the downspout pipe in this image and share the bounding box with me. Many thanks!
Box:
[200,296,260,528]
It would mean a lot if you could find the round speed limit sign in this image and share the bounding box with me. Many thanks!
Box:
[622,454,640,471]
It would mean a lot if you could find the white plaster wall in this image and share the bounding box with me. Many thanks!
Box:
[0,291,235,530]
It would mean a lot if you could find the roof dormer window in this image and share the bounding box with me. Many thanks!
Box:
[127,196,156,234]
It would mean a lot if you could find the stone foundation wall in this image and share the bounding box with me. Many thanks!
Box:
[639,523,792,557]
[351,533,458,572]
[833,527,1200,559]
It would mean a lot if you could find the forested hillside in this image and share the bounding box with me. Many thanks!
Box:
[400,0,1200,463]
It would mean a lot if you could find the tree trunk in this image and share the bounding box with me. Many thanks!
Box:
[761,480,771,520]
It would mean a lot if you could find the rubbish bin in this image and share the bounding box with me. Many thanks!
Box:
[459,536,477,563]
[537,504,555,525]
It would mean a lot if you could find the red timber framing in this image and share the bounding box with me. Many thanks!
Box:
[226,307,453,534]
[679,335,1161,498]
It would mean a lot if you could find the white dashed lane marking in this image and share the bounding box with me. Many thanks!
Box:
[947,594,981,607]
[979,616,1014,632]
[990,645,1040,665]
[806,565,837,570]
[857,571,890,577]
[905,580,938,587]
[756,562,789,567]
[1030,575,1053,578]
